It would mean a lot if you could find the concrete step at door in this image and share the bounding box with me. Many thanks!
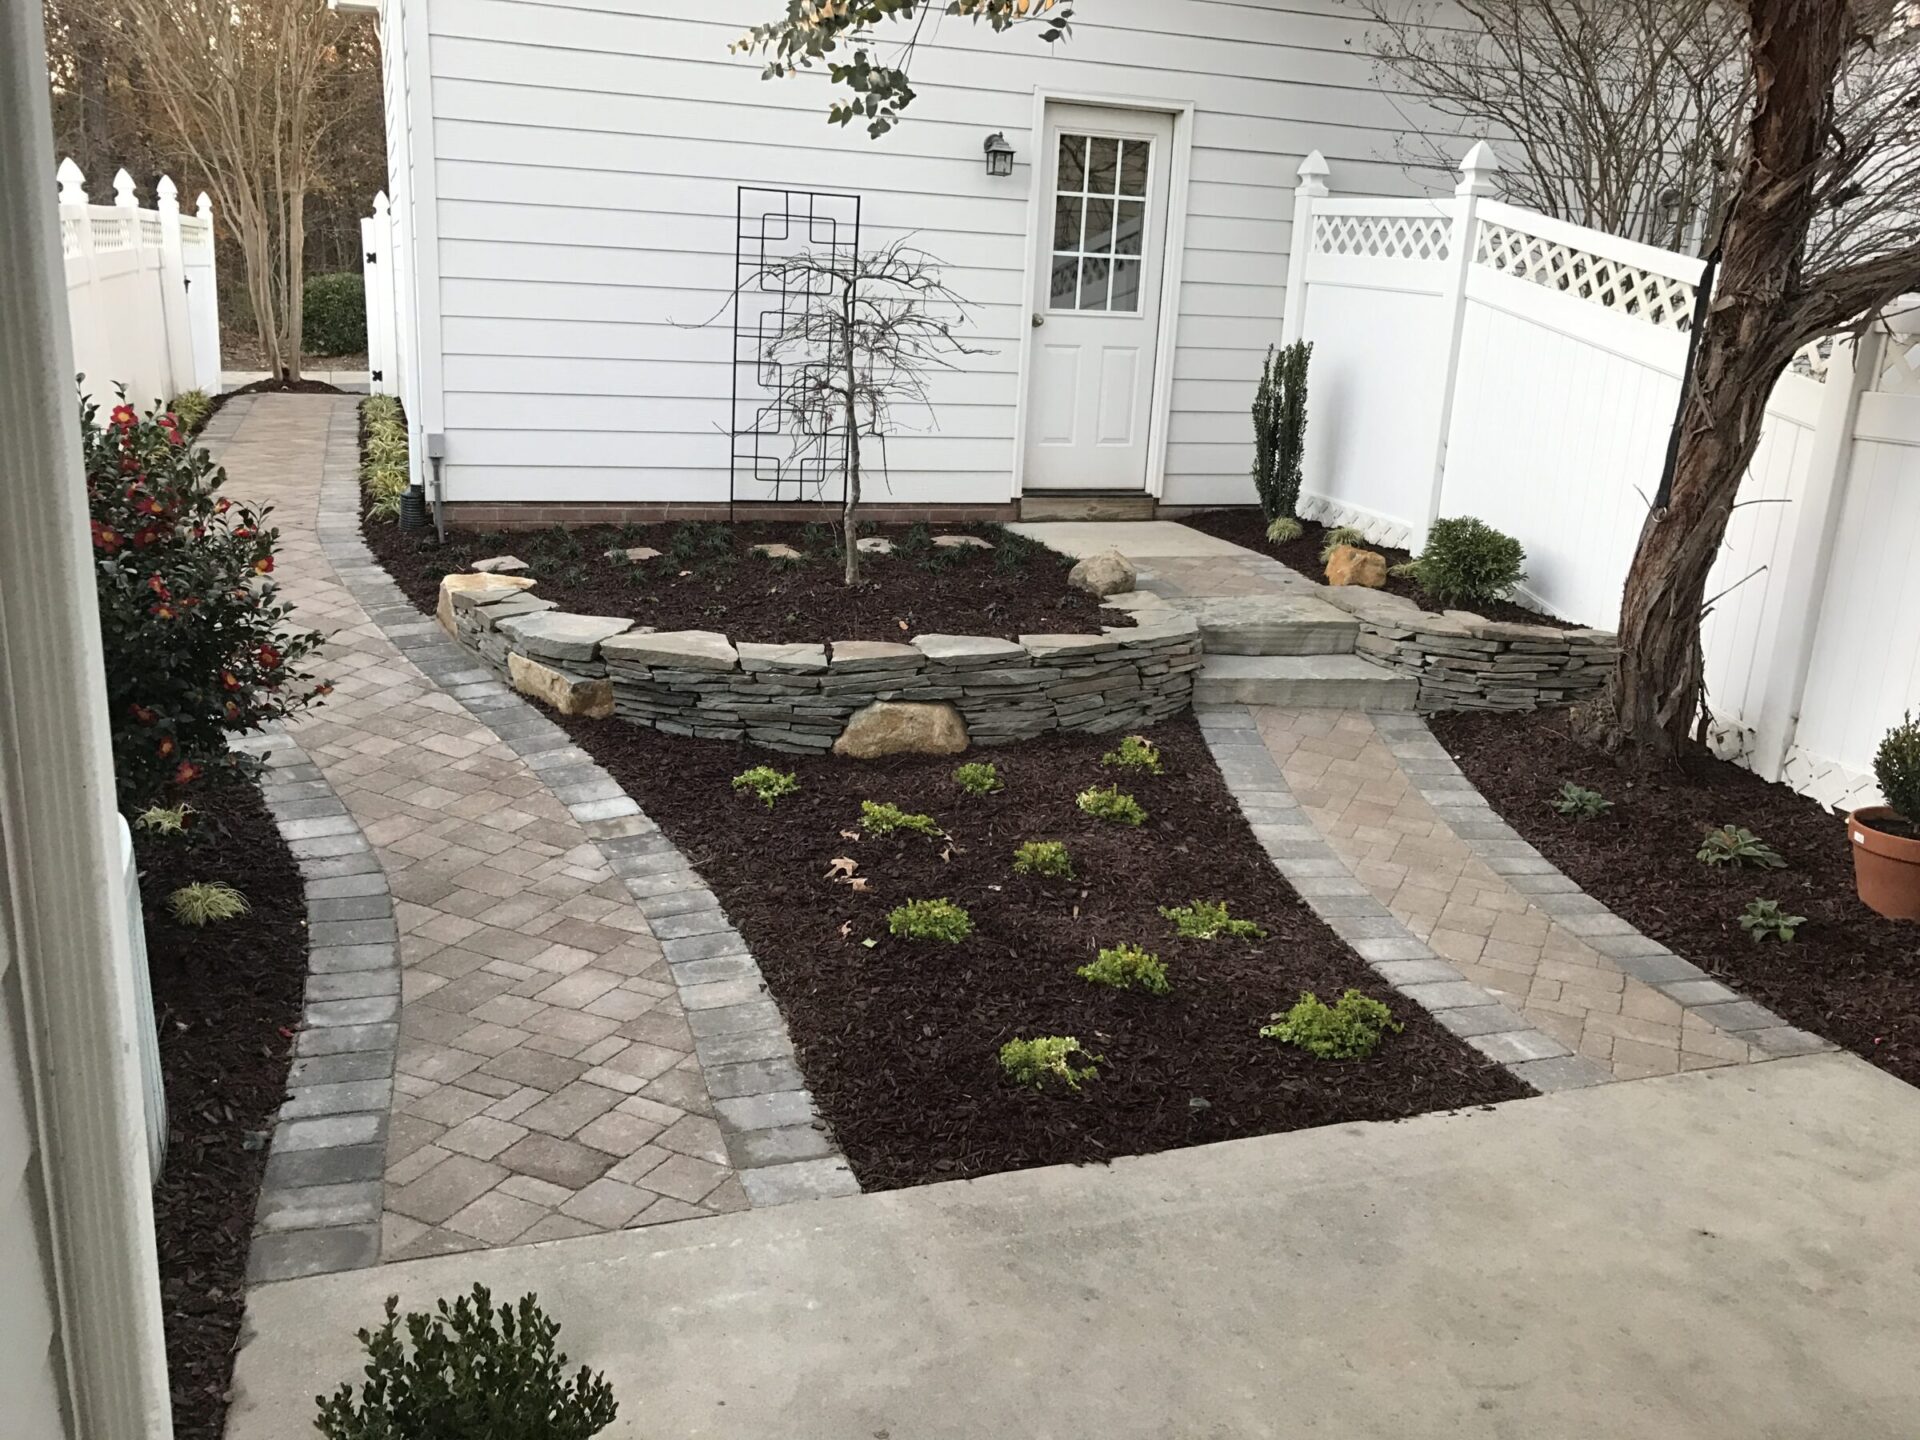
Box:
[1193,653,1418,709]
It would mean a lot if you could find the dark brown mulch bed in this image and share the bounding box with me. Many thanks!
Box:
[135,775,307,1439]
[560,713,1525,1190]
[364,514,1117,645]
[1180,507,1574,629]
[1431,708,1920,1087]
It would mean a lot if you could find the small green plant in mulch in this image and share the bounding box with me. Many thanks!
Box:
[1696,824,1786,870]
[732,765,799,809]
[1266,515,1304,543]
[134,803,193,836]
[1549,781,1613,819]
[1875,710,1920,823]
[860,800,941,837]
[1077,785,1147,826]
[1261,989,1402,1060]
[1012,840,1074,879]
[990,526,1046,573]
[1158,899,1266,941]
[998,1035,1102,1090]
[313,1285,618,1440]
[887,898,973,943]
[1100,734,1163,775]
[167,881,250,927]
[1078,942,1170,995]
[1319,524,1368,562]
[952,761,1003,796]
[1738,898,1806,943]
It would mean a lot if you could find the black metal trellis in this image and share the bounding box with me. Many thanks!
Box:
[730,186,862,515]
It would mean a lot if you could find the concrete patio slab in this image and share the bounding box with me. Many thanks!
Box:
[228,1051,1920,1439]
[1006,519,1257,559]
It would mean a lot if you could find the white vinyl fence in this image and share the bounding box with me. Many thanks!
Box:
[360,190,400,399]
[1285,145,1920,812]
[58,158,221,409]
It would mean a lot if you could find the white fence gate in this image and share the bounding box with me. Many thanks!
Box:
[360,190,399,398]
[1285,144,1920,812]
[58,158,222,409]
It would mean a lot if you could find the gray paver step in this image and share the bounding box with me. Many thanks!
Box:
[1193,654,1418,709]
[1154,593,1360,656]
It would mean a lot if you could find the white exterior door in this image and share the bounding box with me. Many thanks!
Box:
[1023,103,1174,491]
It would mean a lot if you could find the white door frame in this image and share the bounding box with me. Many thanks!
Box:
[1009,88,1195,501]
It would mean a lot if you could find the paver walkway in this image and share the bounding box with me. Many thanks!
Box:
[207,395,746,1263]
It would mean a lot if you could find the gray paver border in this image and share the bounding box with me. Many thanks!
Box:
[310,397,859,1208]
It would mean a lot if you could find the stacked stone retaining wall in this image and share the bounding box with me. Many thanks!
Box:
[1344,605,1618,712]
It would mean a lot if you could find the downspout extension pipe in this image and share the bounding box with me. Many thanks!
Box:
[426,430,446,543]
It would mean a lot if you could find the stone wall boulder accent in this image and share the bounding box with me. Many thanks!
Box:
[834,701,970,758]
[1325,544,1388,589]
[507,652,614,719]
[438,577,1200,753]
[1067,549,1137,597]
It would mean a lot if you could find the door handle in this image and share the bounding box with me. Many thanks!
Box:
[1032,312,1045,328]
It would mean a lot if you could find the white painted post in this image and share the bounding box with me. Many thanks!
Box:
[1281,151,1329,347]
[189,193,222,391]
[154,176,194,401]
[1748,331,1878,781]
[1420,141,1499,549]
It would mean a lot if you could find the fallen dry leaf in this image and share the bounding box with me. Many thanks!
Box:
[847,877,872,892]
[838,921,853,938]
[840,829,861,841]
[825,856,858,880]
[897,619,909,631]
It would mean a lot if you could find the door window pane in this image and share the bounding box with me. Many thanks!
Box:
[1087,136,1119,195]
[1118,140,1149,197]
[1113,200,1145,256]
[1052,194,1081,250]
[1050,255,1079,308]
[1057,134,1086,191]
[1083,197,1116,255]
[1047,129,1151,313]
[1079,256,1111,311]
[1109,258,1142,312]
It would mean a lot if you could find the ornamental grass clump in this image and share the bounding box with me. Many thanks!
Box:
[1399,515,1526,608]
[731,765,799,809]
[1261,989,1402,1060]
[360,396,411,522]
[1696,824,1786,869]
[1012,840,1074,879]
[1319,525,1368,563]
[887,898,973,943]
[167,881,250,927]
[167,389,213,434]
[998,1035,1101,1091]
[1159,899,1266,941]
[85,392,327,810]
[952,761,1003,796]
[1078,943,1170,995]
[860,799,941,837]
[134,803,193,836]
[1100,734,1163,775]
[313,1286,618,1440]
[1077,785,1147,826]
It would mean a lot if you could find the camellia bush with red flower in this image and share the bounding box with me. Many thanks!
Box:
[84,391,328,809]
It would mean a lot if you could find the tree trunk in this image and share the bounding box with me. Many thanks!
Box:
[1593,0,1852,762]
[841,284,861,586]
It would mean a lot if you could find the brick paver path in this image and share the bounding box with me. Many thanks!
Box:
[1250,708,1770,1079]
[209,395,744,1261]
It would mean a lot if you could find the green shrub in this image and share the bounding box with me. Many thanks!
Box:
[1100,734,1163,775]
[1251,340,1311,525]
[1012,840,1074,879]
[731,765,799,809]
[167,881,249,926]
[953,761,1002,796]
[85,393,327,809]
[1873,711,1920,822]
[1077,785,1147,826]
[1550,782,1613,818]
[1158,899,1266,941]
[998,1035,1101,1090]
[1402,516,1526,608]
[860,799,941,837]
[887,898,973,942]
[302,272,367,356]
[1261,989,1402,1060]
[313,1286,617,1440]
[1738,898,1805,943]
[1078,943,1170,995]
[168,389,213,435]
[1696,825,1785,869]
[1319,525,1368,563]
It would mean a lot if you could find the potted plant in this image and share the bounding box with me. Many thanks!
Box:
[1847,711,1920,920]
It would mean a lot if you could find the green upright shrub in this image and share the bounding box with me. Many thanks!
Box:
[303,272,368,356]
[1251,340,1311,526]
[1873,711,1920,823]
[1261,990,1402,1060]
[1401,516,1526,608]
[314,1286,617,1440]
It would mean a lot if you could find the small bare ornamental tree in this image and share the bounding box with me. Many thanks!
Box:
[744,240,982,584]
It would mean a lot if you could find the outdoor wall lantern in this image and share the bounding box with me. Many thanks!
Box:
[983,132,1016,178]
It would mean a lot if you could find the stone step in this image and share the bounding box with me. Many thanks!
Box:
[1018,491,1156,522]
[1193,654,1418,710]
[1154,593,1360,656]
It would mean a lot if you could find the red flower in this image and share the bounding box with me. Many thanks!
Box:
[91,520,123,552]
[131,526,161,548]
[256,643,281,668]
[221,671,240,691]
[173,761,200,786]
[214,498,231,515]
[110,404,136,428]
[147,574,171,598]
[129,704,156,725]
[223,700,241,721]
[156,737,175,759]
[133,493,164,518]
[233,525,255,539]
[315,682,335,698]
[150,603,177,621]
[252,555,274,575]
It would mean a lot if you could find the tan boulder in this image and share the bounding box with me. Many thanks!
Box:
[833,701,969,759]
[506,651,614,719]
[1067,548,1137,597]
[437,571,536,635]
[1326,544,1388,589]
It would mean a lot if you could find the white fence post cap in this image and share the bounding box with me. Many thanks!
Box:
[196,192,213,218]
[56,157,88,204]
[113,168,139,208]
[1456,141,1499,196]
[1295,150,1331,196]
[373,189,390,214]
[156,174,180,210]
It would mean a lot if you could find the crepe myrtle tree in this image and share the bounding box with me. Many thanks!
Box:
[742,0,1920,762]
[745,238,983,583]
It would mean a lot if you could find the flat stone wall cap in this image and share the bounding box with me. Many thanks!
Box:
[605,545,661,562]
[1021,632,1116,657]
[438,572,537,633]
[1321,587,1423,623]
[1098,591,1173,613]
[737,641,829,673]
[475,594,557,622]
[497,611,635,660]
[827,640,925,672]
[1108,614,1199,643]
[1457,614,1567,642]
[913,633,1026,663]
[472,555,529,574]
[602,629,738,671]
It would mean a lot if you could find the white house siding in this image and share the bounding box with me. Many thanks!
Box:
[413,0,1453,512]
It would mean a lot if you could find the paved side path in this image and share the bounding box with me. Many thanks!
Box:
[207,395,749,1262]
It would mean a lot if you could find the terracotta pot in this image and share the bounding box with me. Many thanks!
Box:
[1846,806,1920,921]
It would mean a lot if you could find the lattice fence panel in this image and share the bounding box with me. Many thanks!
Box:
[1875,336,1920,396]
[1312,213,1450,262]
[1473,220,1697,331]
